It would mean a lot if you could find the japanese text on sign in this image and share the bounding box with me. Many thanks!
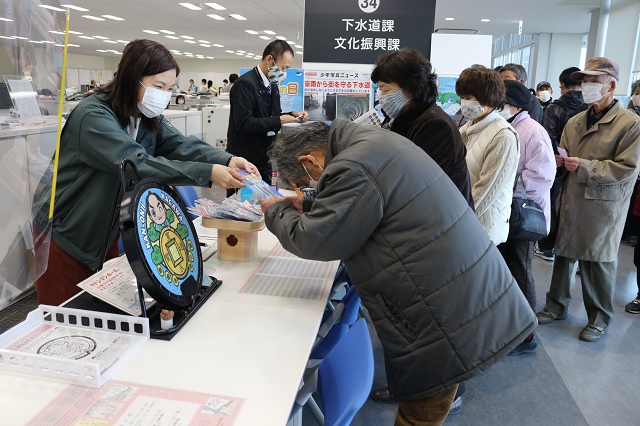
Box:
[335,18,399,51]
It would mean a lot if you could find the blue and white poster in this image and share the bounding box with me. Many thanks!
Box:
[239,68,304,112]
[436,77,460,119]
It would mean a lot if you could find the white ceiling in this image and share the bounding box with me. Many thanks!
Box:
[19,0,599,59]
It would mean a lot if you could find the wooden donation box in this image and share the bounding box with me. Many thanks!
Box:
[201,217,266,262]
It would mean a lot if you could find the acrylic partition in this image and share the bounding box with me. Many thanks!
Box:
[0,0,70,311]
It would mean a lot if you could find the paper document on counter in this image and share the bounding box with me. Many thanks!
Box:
[77,256,156,316]
[239,243,334,300]
[25,380,245,426]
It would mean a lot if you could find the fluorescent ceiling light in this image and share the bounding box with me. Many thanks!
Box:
[225,50,234,53]
[38,5,66,12]
[207,14,224,20]
[170,49,180,52]
[235,52,244,55]
[229,14,246,20]
[61,5,89,11]
[481,19,490,22]
[54,44,64,46]
[205,3,226,10]
[102,15,124,21]
[159,30,175,34]
[206,56,214,59]
[49,30,66,35]
[67,43,79,47]
[294,44,302,48]
[173,52,182,55]
[445,18,454,21]
[295,51,302,54]
[12,36,28,39]
[181,35,194,39]
[96,49,108,52]
[259,36,270,40]
[68,30,82,34]
[143,30,159,34]
[197,57,204,59]
[0,17,13,22]
[179,3,202,10]
[245,54,252,57]
[82,15,105,21]
[263,30,275,35]
[93,35,108,39]
[198,40,209,43]
[200,44,210,47]
[117,40,129,43]
[245,30,259,35]
[103,40,118,43]
[212,43,223,47]
[113,52,122,54]
[184,40,196,43]
[42,40,55,43]
[165,35,179,39]
[28,41,43,43]
[236,50,245,53]
[78,35,94,39]
[275,36,286,40]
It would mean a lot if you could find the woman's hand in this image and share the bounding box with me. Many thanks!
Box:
[228,157,261,178]
[210,164,246,189]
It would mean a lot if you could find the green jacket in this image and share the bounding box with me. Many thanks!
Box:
[52,93,232,270]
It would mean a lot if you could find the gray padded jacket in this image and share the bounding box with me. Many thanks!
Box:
[265,119,536,400]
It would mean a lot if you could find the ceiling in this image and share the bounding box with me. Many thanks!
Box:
[3,0,598,60]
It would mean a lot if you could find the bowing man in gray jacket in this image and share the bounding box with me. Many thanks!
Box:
[259,119,536,425]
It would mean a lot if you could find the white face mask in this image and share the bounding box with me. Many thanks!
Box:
[538,90,551,102]
[632,94,640,108]
[460,99,485,120]
[499,104,514,121]
[267,58,286,86]
[302,155,324,189]
[582,82,608,105]
[378,88,410,118]
[138,81,172,118]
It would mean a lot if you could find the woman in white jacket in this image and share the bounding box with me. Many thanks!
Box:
[457,67,520,245]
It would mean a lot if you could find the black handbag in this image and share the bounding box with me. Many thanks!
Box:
[508,174,548,241]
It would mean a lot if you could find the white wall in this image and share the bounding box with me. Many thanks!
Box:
[604,0,640,94]
[66,53,119,71]
[545,33,584,95]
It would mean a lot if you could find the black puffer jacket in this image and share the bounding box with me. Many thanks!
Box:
[265,119,536,400]
[542,90,589,151]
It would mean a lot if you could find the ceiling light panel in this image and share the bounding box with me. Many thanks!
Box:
[159,30,175,34]
[92,36,108,39]
[143,30,159,34]
[165,35,179,39]
[78,36,94,39]
[246,30,259,34]
[446,18,454,21]
[198,40,209,43]
[102,15,124,21]
[229,14,246,20]
[103,40,118,43]
[263,30,275,35]
[181,35,194,39]
[61,5,89,11]
[68,30,82,34]
[212,44,223,47]
[275,36,286,40]
[205,3,226,10]
[0,17,12,22]
[184,40,196,43]
[207,14,225,20]
[38,5,66,12]
[82,15,105,21]
[200,44,210,47]
[179,3,202,10]
[259,36,270,40]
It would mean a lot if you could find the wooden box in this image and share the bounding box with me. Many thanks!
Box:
[201,217,265,262]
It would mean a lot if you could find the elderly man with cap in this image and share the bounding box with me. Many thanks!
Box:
[498,80,556,354]
[536,81,554,110]
[536,57,640,342]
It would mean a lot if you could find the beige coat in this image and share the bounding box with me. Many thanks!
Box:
[555,101,640,262]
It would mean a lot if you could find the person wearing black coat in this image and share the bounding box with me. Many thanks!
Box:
[500,63,544,123]
[227,40,307,192]
[371,48,473,209]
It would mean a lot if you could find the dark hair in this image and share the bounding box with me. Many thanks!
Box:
[97,39,179,133]
[268,122,330,186]
[559,67,583,88]
[223,79,228,84]
[201,79,206,84]
[207,80,213,88]
[189,79,194,83]
[493,65,503,73]
[176,95,185,104]
[229,73,239,83]
[371,48,438,107]
[262,40,294,61]
[456,67,506,109]
[500,63,527,83]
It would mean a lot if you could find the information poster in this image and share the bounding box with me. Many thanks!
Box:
[435,77,460,119]
[25,380,245,426]
[304,70,374,122]
[239,68,304,113]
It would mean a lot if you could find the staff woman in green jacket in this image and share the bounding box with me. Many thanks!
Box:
[37,39,257,306]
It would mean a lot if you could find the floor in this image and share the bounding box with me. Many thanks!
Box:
[1,240,638,426]
[302,242,640,426]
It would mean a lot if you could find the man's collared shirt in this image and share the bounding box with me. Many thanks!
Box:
[256,66,276,136]
[587,99,617,129]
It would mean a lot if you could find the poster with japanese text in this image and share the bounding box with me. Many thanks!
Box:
[239,68,304,113]
[25,380,245,426]
[304,70,374,122]
[436,77,461,119]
